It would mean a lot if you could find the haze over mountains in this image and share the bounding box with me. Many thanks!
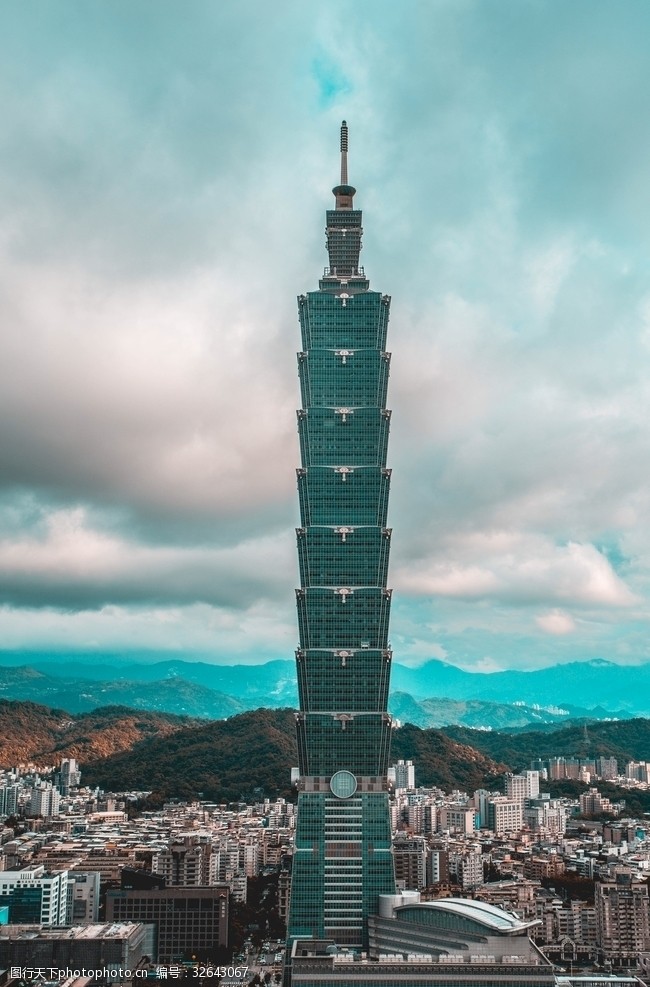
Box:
[0,654,647,730]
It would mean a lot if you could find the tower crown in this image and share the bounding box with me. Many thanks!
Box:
[327,121,362,277]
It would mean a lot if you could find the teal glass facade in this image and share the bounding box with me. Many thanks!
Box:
[287,123,396,949]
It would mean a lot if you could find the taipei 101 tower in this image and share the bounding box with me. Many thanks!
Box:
[287,122,396,949]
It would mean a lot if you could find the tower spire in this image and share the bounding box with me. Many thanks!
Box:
[333,119,356,210]
[340,119,348,185]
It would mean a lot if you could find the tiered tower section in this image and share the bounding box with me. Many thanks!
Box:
[287,123,396,950]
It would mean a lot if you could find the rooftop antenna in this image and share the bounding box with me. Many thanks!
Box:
[340,120,349,185]
[333,120,356,209]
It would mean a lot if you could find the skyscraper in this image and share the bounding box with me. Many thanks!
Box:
[287,122,396,950]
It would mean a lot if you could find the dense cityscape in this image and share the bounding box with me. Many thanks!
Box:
[3,4,650,987]
[0,747,649,985]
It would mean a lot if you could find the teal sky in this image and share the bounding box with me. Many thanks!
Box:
[1,0,650,671]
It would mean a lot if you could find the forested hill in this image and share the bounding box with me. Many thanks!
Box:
[0,699,193,764]
[444,718,650,767]
[82,710,508,802]
[2,700,648,807]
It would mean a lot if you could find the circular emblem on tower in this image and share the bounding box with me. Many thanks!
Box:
[330,770,357,799]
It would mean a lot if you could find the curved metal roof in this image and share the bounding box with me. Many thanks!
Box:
[396,897,536,933]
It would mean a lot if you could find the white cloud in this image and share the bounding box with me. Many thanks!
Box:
[535,610,577,636]
[0,600,296,661]
[525,238,577,320]
[0,506,295,609]
[0,255,300,524]
[395,534,636,608]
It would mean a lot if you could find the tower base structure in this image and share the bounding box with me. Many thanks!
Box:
[289,893,554,987]
[289,786,395,947]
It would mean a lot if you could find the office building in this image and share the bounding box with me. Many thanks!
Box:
[0,784,19,817]
[472,789,491,830]
[106,885,229,962]
[55,758,81,796]
[0,866,68,925]
[487,796,523,835]
[392,760,415,790]
[0,923,147,980]
[438,804,476,835]
[505,771,539,801]
[287,122,395,949]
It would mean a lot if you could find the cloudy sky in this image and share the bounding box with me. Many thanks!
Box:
[1,0,650,671]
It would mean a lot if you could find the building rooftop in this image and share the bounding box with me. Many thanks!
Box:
[0,923,143,941]
[395,896,537,934]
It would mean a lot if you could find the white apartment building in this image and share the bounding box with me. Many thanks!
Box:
[240,841,259,878]
[626,761,650,783]
[580,788,617,816]
[29,783,60,818]
[153,838,217,886]
[505,771,540,801]
[448,849,484,890]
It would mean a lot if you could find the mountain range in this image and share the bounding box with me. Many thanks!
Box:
[0,654,647,730]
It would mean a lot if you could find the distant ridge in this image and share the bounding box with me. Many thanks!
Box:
[389,657,650,714]
[0,654,648,725]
